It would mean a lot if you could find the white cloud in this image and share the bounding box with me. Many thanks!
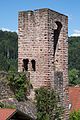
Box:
[70,30,80,37]
[1,28,11,32]
[0,27,17,33]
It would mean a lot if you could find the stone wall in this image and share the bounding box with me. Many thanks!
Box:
[18,8,69,119]
[18,8,68,88]
[54,71,69,119]
[18,9,53,88]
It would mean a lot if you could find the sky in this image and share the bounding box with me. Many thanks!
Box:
[0,0,80,36]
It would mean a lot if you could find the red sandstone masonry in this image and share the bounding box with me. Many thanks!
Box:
[18,8,69,119]
[18,9,52,88]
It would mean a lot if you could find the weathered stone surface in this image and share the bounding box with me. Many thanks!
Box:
[18,8,68,89]
[18,8,69,119]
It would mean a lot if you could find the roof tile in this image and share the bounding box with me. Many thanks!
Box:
[0,108,16,120]
[69,87,80,111]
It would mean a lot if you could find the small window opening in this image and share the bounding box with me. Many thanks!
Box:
[31,59,36,71]
[40,49,42,51]
[56,60,58,62]
[54,21,62,55]
[23,59,29,71]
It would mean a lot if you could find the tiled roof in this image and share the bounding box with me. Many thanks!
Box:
[0,108,16,120]
[69,87,80,111]
[0,98,37,119]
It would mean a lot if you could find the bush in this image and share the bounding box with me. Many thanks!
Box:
[35,87,63,120]
[0,102,16,109]
[69,69,80,85]
[0,102,4,108]
[69,110,80,120]
[7,72,31,101]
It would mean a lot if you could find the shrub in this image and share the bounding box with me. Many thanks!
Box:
[7,72,31,101]
[69,110,80,120]
[0,102,16,109]
[35,87,63,120]
[69,69,80,85]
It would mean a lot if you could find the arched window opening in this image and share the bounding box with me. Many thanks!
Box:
[31,59,36,71]
[54,21,62,55]
[23,59,29,71]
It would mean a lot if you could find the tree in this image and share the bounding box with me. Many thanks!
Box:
[68,37,80,70]
[68,37,80,85]
[69,110,80,120]
[7,72,32,101]
[35,87,63,120]
[0,30,18,72]
[69,68,80,85]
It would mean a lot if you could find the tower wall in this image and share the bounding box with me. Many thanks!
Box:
[18,9,55,89]
[47,10,68,118]
[18,8,68,119]
[18,8,68,89]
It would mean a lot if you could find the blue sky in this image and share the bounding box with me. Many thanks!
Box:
[0,0,80,36]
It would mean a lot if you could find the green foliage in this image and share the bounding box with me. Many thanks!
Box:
[0,102,16,109]
[69,68,80,85]
[0,102,4,108]
[7,72,30,101]
[68,37,80,70]
[69,110,80,120]
[68,37,80,85]
[0,30,18,72]
[35,87,63,120]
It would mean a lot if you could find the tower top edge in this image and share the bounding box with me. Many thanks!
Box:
[18,8,68,18]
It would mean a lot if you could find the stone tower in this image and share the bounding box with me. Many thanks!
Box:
[18,8,68,87]
[18,8,68,118]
